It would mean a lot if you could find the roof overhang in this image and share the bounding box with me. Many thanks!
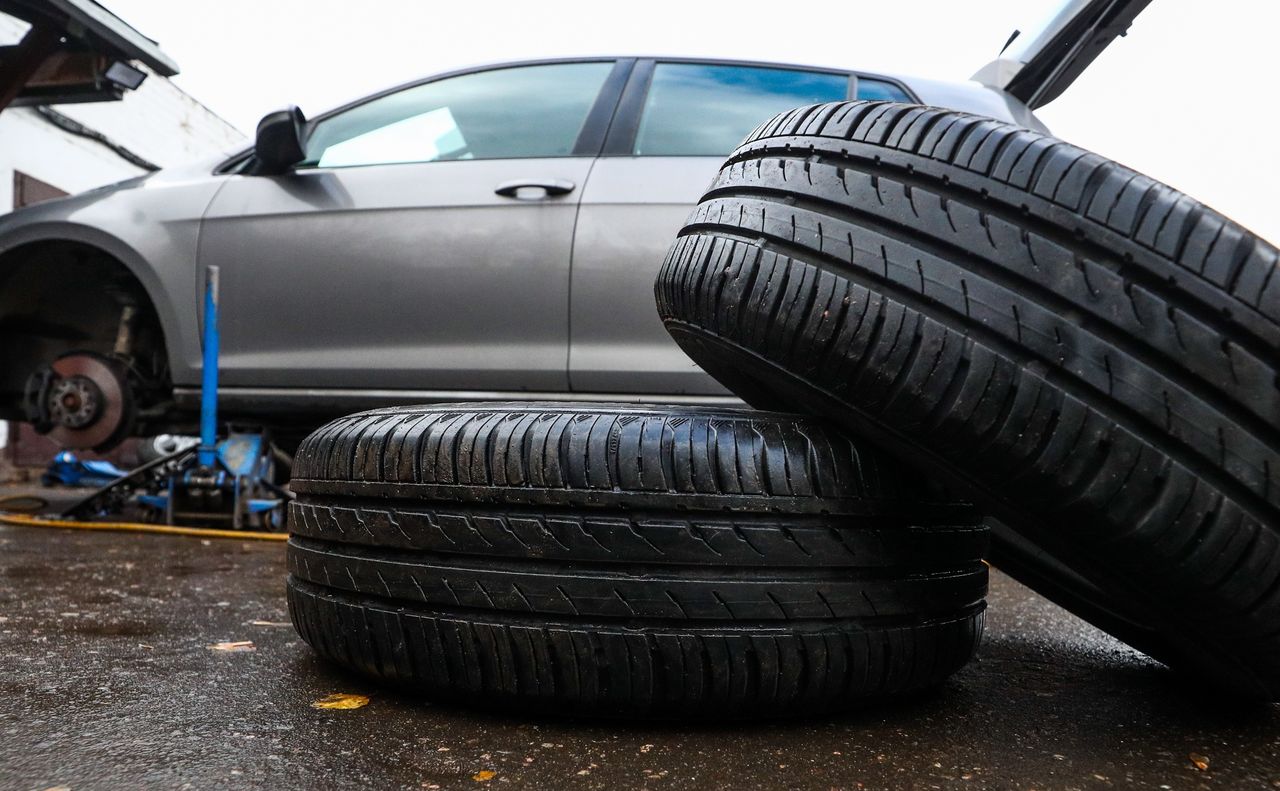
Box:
[0,0,178,112]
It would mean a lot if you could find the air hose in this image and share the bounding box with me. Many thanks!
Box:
[0,510,287,542]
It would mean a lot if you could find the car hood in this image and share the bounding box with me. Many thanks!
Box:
[0,154,229,230]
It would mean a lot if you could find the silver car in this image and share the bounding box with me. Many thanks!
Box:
[0,0,1135,448]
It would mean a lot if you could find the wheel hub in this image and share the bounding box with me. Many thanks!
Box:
[26,352,135,451]
[47,375,104,429]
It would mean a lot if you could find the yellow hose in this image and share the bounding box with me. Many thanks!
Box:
[0,511,288,541]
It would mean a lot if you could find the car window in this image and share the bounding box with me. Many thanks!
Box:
[303,61,614,168]
[633,63,848,156]
[856,78,913,102]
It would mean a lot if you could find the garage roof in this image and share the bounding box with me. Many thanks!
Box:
[0,0,178,110]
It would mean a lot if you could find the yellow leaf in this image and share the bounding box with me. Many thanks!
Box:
[1190,753,1210,771]
[312,693,370,710]
[208,640,255,652]
[472,770,496,782]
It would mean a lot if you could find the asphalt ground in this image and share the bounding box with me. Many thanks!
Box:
[1,494,1277,790]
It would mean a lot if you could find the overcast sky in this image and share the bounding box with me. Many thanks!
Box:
[102,0,1279,243]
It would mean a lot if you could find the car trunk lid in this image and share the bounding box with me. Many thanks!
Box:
[973,0,1154,109]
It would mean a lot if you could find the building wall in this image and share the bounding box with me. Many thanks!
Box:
[0,107,150,213]
[0,15,246,214]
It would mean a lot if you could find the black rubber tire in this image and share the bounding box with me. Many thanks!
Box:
[286,402,988,717]
[655,100,1280,700]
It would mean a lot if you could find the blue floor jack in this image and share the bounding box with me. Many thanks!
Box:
[64,267,287,530]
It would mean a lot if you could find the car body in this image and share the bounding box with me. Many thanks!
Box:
[0,0,1146,445]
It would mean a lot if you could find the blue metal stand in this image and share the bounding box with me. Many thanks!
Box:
[198,265,220,469]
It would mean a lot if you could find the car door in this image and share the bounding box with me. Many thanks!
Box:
[199,60,621,392]
[569,61,910,394]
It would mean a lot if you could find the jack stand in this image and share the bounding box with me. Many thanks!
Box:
[64,266,287,530]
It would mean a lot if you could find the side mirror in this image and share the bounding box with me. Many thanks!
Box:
[251,106,306,175]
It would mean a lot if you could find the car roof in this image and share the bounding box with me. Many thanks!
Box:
[324,55,899,118]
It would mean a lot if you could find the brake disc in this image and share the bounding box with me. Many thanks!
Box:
[44,353,135,451]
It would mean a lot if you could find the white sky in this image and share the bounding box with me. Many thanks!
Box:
[103,0,1279,243]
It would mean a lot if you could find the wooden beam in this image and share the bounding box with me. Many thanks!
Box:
[4,50,108,89]
[0,24,63,114]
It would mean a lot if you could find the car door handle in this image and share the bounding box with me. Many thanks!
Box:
[494,179,576,199]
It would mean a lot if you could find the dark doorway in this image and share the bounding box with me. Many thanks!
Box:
[13,170,68,208]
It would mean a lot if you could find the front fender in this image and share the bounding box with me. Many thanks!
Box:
[0,169,230,385]
[0,220,197,386]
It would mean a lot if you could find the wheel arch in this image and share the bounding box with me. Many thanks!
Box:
[0,225,180,421]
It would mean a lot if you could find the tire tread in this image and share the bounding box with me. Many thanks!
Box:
[656,101,1280,698]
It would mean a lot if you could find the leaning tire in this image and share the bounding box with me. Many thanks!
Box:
[655,101,1280,698]
[286,402,987,717]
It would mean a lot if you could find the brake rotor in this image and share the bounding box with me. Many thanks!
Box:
[45,353,134,451]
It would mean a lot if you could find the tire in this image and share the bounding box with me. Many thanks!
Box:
[655,100,1280,699]
[286,402,988,717]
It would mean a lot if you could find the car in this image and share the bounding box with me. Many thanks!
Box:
[0,0,1139,449]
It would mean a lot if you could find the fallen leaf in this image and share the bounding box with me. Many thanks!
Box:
[472,770,496,782]
[208,640,255,652]
[1190,753,1210,771]
[312,693,369,710]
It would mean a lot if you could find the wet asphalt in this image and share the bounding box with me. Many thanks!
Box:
[1,512,1278,790]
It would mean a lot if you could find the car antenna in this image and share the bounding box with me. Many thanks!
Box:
[1000,29,1020,54]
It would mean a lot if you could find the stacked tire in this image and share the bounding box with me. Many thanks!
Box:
[286,404,987,717]
[288,100,1280,711]
[655,101,1280,699]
